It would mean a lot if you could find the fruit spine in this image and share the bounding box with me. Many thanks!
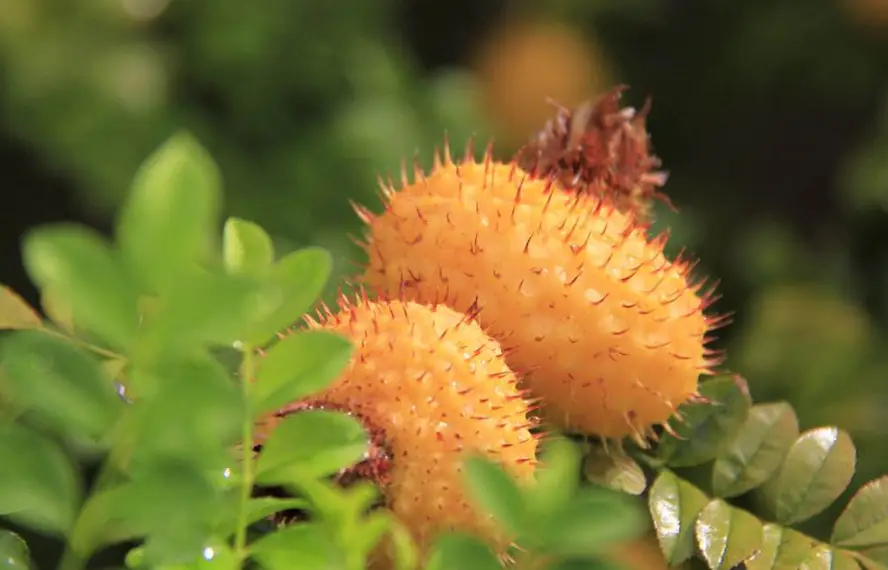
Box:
[354,142,726,442]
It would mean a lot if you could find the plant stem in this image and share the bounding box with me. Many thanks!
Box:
[234,345,256,564]
[41,326,124,360]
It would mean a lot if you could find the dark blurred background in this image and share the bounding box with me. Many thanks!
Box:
[2,0,888,564]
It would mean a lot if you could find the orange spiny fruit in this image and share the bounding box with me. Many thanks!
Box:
[355,143,725,442]
[259,291,538,560]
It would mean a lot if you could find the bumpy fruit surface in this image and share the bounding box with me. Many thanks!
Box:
[259,293,537,558]
[356,147,722,441]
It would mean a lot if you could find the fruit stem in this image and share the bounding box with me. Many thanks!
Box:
[234,344,256,565]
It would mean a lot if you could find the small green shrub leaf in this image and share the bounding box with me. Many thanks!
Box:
[0,331,123,439]
[223,218,274,277]
[463,455,526,537]
[22,225,140,348]
[250,523,344,570]
[39,285,75,333]
[832,475,888,547]
[129,355,245,470]
[0,286,41,330]
[536,488,647,558]
[111,462,218,566]
[147,272,281,350]
[658,375,752,467]
[0,423,79,534]
[255,409,368,484]
[245,247,332,346]
[797,545,861,570]
[649,470,710,566]
[858,546,888,570]
[0,529,32,569]
[583,444,647,495]
[245,497,311,528]
[745,523,821,570]
[712,401,799,498]
[251,330,353,417]
[425,533,503,570]
[761,427,856,526]
[117,132,221,294]
[695,499,764,570]
[527,438,581,515]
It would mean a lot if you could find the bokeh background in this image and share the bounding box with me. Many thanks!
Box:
[3,0,888,562]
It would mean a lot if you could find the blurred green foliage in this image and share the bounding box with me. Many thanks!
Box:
[3,0,888,555]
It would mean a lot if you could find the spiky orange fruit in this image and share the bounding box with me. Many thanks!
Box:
[258,292,538,559]
[355,145,724,441]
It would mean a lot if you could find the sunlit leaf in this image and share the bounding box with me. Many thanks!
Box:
[648,470,710,566]
[583,444,647,495]
[695,499,763,570]
[251,330,353,417]
[799,545,861,570]
[0,286,41,330]
[255,409,368,484]
[250,523,344,570]
[0,529,32,570]
[425,533,503,570]
[117,132,221,294]
[832,475,888,547]
[761,427,856,526]
[658,375,752,467]
[712,402,799,498]
[223,218,274,277]
[463,455,527,537]
[22,225,140,348]
[244,247,332,346]
[746,523,823,570]
[0,423,80,534]
[0,331,123,440]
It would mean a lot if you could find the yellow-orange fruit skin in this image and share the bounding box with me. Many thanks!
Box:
[287,296,538,559]
[359,154,716,440]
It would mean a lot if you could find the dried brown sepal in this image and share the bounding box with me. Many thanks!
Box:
[515,85,674,224]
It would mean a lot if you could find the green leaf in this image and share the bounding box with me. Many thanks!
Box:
[648,470,710,566]
[255,409,368,484]
[536,487,647,558]
[223,218,274,277]
[712,402,799,498]
[126,541,237,570]
[761,427,856,526]
[250,523,344,570]
[798,546,861,570]
[0,530,32,570]
[245,247,332,346]
[111,462,218,566]
[117,132,221,294]
[746,524,821,570]
[40,285,75,333]
[463,455,527,537]
[832,475,888,547]
[858,546,888,570]
[146,271,282,351]
[251,330,353,417]
[658,375,752,467]
[425,533,503,570]
[245,497,311,528]
[695,499,764,570]
[22,225,140,348]
[0,286,41,330]
[527,438,581,516]
[0,331,123,440]
[129,354,246,470]
[583,444,647,495]
[0,423,80,534]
